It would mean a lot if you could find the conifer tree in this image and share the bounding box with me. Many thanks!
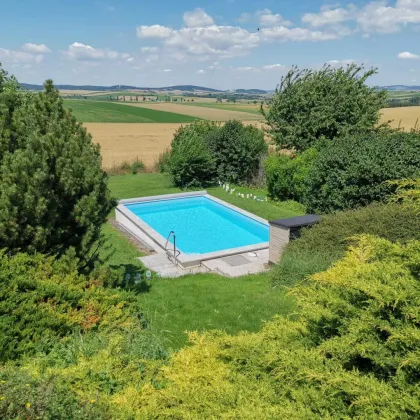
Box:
[0,64,115,270]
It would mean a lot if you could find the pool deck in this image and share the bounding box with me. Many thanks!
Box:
[116,191,270,276]
[139,248,269,278]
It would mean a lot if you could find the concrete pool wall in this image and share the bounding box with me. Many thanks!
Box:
[115,191,269,268]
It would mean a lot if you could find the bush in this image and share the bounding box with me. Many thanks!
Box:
[0,67,115,269]
[265,148,318,202]
[206,120,268,184]
[263,64,387,151]
[0,251,144,362]
[305,129,420,213]
[154,148,171,173]
[169,132,216,188]
[97,236,419,418]
[272,202,420,287]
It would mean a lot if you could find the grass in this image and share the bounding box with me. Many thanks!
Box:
[138,272,295,349]
[63,100,199,123]
[103,172,301,349]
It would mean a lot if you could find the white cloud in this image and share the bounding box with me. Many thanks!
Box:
[183,8,214,27]
[398,51,420,59]
[303,1,420,34]
[257,9,292,27]
[196,69,206,74]
[410,68,416,71]
[261,26,344,42]
[263,64,285,70]
[328,59,359,67]
[141,46,159,53]
[126,57,134,62]
[22,43,51,53]
[136,8,343,62]
[137,25,173,39]
[65,42,124,61]
[235,66,257,72]
[163,69,172,72]
[302,6,353,27]
[0,48,44,64]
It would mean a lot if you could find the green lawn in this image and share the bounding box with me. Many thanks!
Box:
[63,100,199,123]
[138,272,295,349]
[102,172,301,350]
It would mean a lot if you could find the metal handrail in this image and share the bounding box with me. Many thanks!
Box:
[164,231,179,266]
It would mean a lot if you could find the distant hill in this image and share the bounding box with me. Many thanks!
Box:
[20,83,223,93]
[380,85,420,91]
[234,89,267,94]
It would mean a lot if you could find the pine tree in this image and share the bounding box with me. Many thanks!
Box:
[0,64,115,270]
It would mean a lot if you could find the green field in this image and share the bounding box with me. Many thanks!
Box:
[63,100,199,123]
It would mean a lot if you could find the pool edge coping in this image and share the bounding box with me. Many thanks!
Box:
[116,191,269,268]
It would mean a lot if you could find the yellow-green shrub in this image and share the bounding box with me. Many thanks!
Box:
[3,236,419,418]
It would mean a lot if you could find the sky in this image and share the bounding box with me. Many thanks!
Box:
[1,0,420,90]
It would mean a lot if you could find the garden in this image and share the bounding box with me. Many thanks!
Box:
[0,63,419,418]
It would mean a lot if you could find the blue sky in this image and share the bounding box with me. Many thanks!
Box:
[1,0,419,89]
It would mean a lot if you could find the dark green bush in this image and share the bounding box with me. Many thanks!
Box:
[272,202,420,288]
[206,120,267,184]
[169,132,216,188]
[0,251,144,362]
[265,148,318,202]
[305,129,420,213]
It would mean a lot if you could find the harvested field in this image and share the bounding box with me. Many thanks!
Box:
[381,106,420,129]
[120,102,263,121]
[85,121,263,169]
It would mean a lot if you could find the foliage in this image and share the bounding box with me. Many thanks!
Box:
[272,202,420,287]
[0,74,116,269]
[106,157,145,175]
[154,148,171,173]
[264,148,318,202]
[305,129,420,213]
[263,64,387,151]
[169,132,216,188]
[206,120,268,184]
[389,178,420,213]
[172,120,219,147]
[0,251,145,362]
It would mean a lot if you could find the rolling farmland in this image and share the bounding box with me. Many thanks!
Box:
[63,100,199,123]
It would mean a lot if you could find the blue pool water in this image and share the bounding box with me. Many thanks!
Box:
[125,196,269,254]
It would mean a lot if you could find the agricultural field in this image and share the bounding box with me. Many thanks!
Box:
[121,102,263,121]
[63,100,198,123]
[181,101,262,115]
[86,120,264,169]
[381,106,420,129]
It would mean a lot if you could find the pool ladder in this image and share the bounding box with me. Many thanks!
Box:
[165,231,180,266]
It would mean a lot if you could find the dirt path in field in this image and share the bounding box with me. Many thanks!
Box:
[85,121,264,169]
[120,102,263,121]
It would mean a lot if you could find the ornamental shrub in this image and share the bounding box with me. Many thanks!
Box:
[0,66,115,269]
[206,120,268,184]
[272,202,420,287]
[169,132,216,188]
[263,64,387,151]
[305,129,420,213]
[0,251,144,362]
[264,147,318,202]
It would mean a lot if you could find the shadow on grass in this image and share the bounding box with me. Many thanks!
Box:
[110,263,152,294]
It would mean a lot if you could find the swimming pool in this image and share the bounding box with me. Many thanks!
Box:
[116,191,269,267]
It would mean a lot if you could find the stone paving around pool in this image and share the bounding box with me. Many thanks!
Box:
[139,249,269,278]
